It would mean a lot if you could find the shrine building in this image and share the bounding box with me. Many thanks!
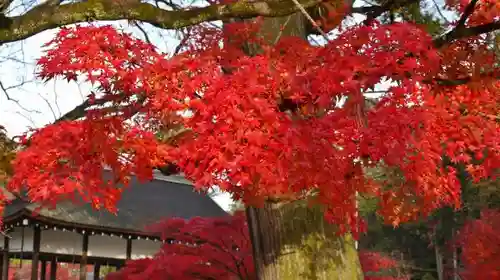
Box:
[0,171,228,280]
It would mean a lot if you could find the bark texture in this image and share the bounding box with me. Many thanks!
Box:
[0,0,321,44]
[246,202,363,280]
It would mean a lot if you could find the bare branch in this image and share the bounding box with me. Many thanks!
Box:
[14,110,36,128]
[0,0,323,44]
[172,30,191,56]
[431,0,450,24]
[37,92,58,121]
[131,20,153,45]
[52,80,62,117]
[0,79,39,114]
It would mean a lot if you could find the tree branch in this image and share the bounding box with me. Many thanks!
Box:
[434,71,500,86]
[0,0,323,44]
[434,20,500,47]
[55,96,106,123]
[456,0,478,28]
[433,0,499,48]
[353,0,420,24]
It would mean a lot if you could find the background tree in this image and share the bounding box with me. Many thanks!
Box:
[452,209,500,280]
[0,125,15,182]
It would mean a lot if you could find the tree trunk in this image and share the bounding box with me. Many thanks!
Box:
[232,10,363,279]
[434,241,444,280]
[246,201,363,279]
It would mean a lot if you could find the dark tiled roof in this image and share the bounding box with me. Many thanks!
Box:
[3,172,228,232]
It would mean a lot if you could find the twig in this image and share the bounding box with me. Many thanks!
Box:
[37,92,58,121]
[132,20,153,45]
[431,0,450,25]
[290,0,330,41]
[14,111,36,128]
[0,80,39,114]
[457,0,478,28]
[172,29,192,56]
[273,15,292,45]
[52,80,62,117]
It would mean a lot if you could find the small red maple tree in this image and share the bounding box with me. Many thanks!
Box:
[452,209,500,280]
[107,212,254,280]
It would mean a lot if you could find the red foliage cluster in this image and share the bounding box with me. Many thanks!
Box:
[4,12,499,233]
[359,251,410,280]
[453,209,500,280]
[7,27,170,212]
[8,119,167,213]
[107,213,254,280]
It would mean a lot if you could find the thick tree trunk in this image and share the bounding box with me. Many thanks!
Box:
[246,202,363,280]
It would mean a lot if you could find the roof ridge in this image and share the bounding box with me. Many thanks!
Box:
[101,166,193,186]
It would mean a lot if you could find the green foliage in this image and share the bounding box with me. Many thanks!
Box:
[0,125,16,182]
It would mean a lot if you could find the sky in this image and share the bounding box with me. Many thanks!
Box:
[0,0,457,212]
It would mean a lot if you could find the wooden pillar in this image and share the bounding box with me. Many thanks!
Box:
[126,239,132,260]
[0,252,3,280]
[40,260,47,280]
[2,237,9,280]
[49,259,57,280]
[80,233,89,280]
[93,263,100,280]
[31,227,41,280]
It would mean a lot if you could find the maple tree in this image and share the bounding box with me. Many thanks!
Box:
[0,0,498,279]
[10,7,499,233]
[109,213,409,280]
[108,212,254,280]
